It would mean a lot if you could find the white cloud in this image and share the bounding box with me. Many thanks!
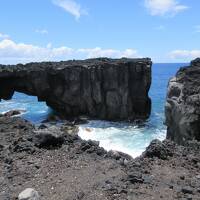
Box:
[121,49,139,58]
[194,25,200,33]
[169,50,200,60]
[0,32,9,39]
[145,0,188,17]
[35,29,48,34]
[77,48,140,58]
[52,0,87,20]
[0,39,74,64]
[155,25,165,30]
[0,39,140,64]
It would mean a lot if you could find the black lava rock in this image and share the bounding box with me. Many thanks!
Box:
[143,139,174,160]
[0,58,152,121]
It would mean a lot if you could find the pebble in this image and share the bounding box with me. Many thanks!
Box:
[18,188,40,200]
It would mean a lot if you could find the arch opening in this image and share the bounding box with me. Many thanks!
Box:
[0,92,52,123]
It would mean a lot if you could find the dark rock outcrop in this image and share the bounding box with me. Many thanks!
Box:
[33,128,65,149]
[165,58,200,144]
[0,58,152,120]
[1,115,200,199]
[143,139,174,160]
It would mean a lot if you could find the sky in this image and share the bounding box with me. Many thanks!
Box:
[0,0,200,64]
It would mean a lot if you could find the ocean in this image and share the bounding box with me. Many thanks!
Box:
[0,63,186,157]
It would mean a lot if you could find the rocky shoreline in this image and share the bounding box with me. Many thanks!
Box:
[1,58,200,199]
[1,114,200,200]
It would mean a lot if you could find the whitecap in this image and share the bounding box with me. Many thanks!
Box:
[78,122,167,158]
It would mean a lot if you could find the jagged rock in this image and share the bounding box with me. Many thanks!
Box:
[13,141,35,153]
[0,58,152,120]
[18,188,40,200]
[165,58,200,144]
[3,110,22,117]
[127,172,144,183]
[143,139,174,160]
[33,127,64,149]
[1,116,200,199]
[77,139,106,155]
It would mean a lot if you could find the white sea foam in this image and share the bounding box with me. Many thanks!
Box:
[36,110,48,114]
[78,120,167,158]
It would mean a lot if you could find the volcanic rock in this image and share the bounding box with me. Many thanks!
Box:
[33,128,65,149]
[1,116,200,199]
[0,58,152,120]
[143,139,174,160]
[165,58,200,144]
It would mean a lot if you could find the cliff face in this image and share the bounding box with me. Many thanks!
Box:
[0,58,152,120]
[165,58,200,144]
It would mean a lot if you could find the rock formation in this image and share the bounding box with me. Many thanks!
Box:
[165,58,200,144]
[1,114,200,199]
[0,58,152,120]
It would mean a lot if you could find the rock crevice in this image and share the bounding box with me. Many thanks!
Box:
[0,58,152,120]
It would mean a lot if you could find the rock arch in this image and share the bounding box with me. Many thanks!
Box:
[0,58,152,120]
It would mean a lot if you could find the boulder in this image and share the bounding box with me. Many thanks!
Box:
[18,188,40,200]
[0,58,152,121]
[33,127,64,149]
[143,139,174,160]
[165,58,200,144]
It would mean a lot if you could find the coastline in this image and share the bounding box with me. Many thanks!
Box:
[1,115,200,199]
[1,60,200,199]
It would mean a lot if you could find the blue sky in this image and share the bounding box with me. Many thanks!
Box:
[0,0,200,64]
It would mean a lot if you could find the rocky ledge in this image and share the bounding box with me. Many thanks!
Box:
[1,115,200,200]
[165,58,200,144]
[0,58,152,120]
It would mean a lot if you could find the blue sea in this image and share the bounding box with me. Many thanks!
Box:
[0,63,186,157]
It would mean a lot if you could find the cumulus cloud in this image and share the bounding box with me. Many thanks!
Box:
[77,48,139,59]
[0,32,9,39]
[0,39,74,64]
[35,29,48,34]
[0,39,140,64]
[52,0,87,20]
[145,0,188,17]
[169,50,200,60]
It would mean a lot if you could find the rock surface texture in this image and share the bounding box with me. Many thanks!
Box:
[18,188,40,200]
[165,58,200,144]
[1,115,200,200]
[0,58,152,120]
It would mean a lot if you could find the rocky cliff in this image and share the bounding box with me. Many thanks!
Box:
[0,58,152,120]
[165,58,200,144]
